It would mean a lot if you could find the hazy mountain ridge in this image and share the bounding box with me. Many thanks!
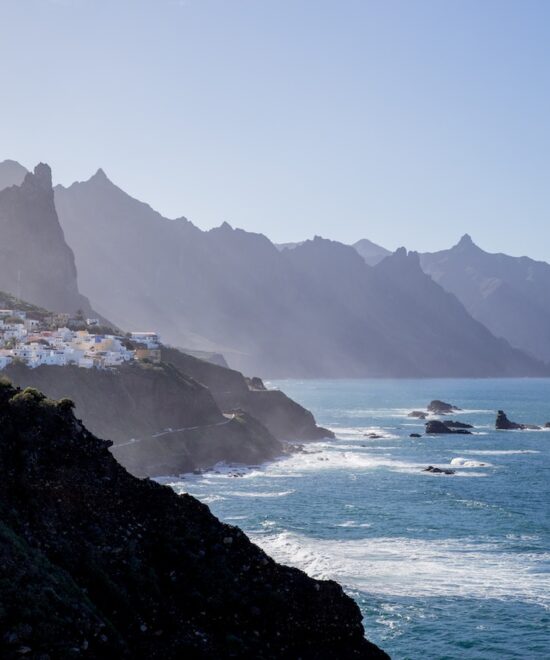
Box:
[0,159,27,191]
[353,238,391,265]
[420,234,550,363]
[52,166,549,377]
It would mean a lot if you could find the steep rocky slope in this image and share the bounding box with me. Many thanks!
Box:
[5,361,282,477]
[0,381,387,658]
[0,163,94,315]
[284,240,548,377]
[373,248,547,376]
[420,234,550,363]
[161,347,333,440]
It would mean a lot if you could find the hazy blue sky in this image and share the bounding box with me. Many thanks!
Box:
[2,0,550,257]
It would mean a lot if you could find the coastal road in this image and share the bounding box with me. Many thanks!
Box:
[115,414,235,448]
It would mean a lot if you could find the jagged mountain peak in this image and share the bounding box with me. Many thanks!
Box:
[376,247,423,278]
[85,167,115,187]
[454,233,480,251]
[0,162,95,315]
[92,166,108,180]
[23,162,53,190]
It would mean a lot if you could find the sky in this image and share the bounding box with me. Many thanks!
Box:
[1,0,550,258]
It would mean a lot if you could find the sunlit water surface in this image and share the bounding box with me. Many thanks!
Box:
[160,379,550,659]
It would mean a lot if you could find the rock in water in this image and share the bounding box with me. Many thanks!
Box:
[427,400,461,414]
[495,410,540,430]
[425,420,472,435]
[407,410,427,419]
[444,420,474,429]
[0,382,388,658]
[423,465,456,475]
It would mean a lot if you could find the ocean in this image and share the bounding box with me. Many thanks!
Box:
[160,379,550,659]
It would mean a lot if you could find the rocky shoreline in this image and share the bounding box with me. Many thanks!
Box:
[0,381,388,658]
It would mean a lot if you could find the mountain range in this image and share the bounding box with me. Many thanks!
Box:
[419,234,550,364]
[1,159,549,377]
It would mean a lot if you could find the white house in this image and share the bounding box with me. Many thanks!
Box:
[130,332,160,348]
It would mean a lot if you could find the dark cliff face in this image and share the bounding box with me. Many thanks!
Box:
[5,361,223,442]
[161,347,333,441]
[420,235,550,364]
[0,382,387,659]
[4,361,283,477]
[0,163,94,315]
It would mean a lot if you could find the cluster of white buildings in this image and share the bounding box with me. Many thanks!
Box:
[0,309,160,371]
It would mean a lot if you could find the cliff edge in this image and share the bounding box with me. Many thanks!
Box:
[0,381,387,658]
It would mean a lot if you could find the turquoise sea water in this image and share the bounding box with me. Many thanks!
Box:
[162,379,550,659]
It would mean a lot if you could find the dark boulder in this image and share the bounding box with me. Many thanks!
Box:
[245,376,267,391]
[495,410,540,430]
[445,420,474,429]
[423,465,455,475]
[427,400,461,414]
[425,420,472,435]
[409,433,421,438]
[408,410,427,419]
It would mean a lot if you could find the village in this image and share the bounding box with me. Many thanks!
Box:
[0,308,160,370]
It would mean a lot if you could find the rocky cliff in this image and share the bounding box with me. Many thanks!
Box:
[0,163,94,315]
[0,381,387,658]
[161,347,333,440]
[4,361,283,477]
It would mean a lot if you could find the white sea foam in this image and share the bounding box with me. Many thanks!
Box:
[450,457,491,468]
[200,494,227,504]
[252,531,550,604]
[336,520,372,528]
[330,426,400,440]
[266,448,419,474]
[462,449,540,455]
[226,489,295,498]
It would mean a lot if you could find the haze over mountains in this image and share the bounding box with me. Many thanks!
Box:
[1,159,549,378]
[0,162,95,316]
[419,235,550,364]
[352,238,391,266]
